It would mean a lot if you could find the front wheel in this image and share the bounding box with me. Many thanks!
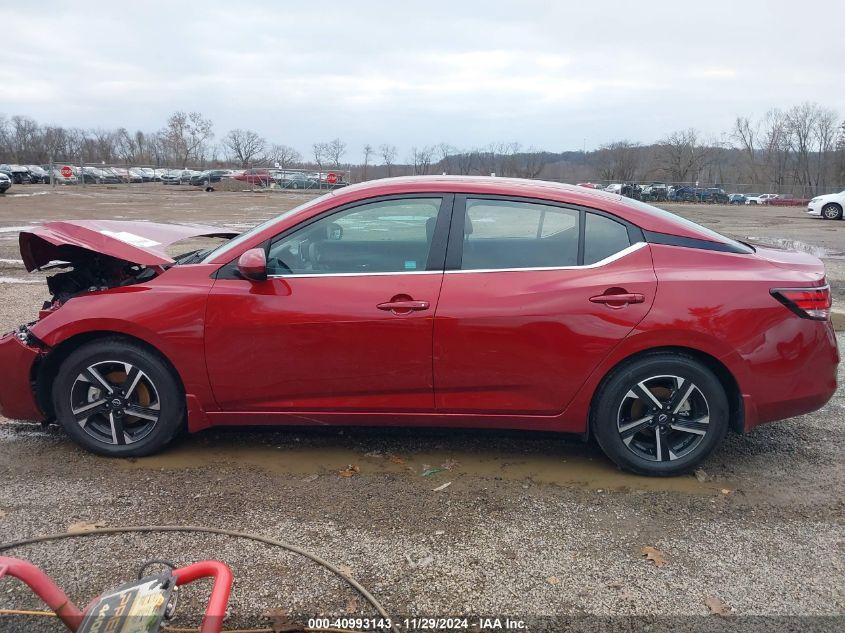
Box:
[591,353,729,476]
[52,339,185,456]
[822,203,843,220]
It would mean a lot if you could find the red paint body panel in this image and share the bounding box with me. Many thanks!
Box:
[433,244,657,415]
[0,176,838,442]
[205,274,444,411]
[0,334,43,420]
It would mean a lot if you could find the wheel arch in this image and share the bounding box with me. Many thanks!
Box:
[588,345,744,435]
[34,330,186,419]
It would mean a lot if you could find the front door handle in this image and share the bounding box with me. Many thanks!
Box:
[589,293,645,306]
[377,300,430,312]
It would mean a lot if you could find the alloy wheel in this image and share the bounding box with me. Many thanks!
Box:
[70,360,161,446]
[616,374,709,462]
[822,204,842,220]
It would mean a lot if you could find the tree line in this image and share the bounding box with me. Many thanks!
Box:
[1,102,843,195]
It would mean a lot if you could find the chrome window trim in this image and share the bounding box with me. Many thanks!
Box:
[267,269,443,279]
[265,242,646,279]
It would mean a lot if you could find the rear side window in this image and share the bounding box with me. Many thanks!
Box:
[461,199,579,270]
[584,212,631,264]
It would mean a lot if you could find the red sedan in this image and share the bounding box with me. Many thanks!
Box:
[0,177,838,475]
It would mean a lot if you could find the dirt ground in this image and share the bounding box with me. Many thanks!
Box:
[0,185,843,632]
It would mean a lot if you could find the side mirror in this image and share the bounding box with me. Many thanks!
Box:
[237,248,267,281]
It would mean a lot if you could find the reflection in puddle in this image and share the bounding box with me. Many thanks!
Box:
[120,431,723,495]
[748,236,844,259]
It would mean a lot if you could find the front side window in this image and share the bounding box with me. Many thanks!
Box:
[461,199,579,270]
[267,197,442,275]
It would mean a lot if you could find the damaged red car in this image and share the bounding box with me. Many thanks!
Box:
[0,177,838,475]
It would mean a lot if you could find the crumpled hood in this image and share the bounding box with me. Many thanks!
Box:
[19,219,238,271]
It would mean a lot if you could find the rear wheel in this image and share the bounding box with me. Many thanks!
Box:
[591,354,729,476]
[822,203,843,220]
[52,339,184,456]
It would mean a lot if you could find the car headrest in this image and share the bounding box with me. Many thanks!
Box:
[425,217,437,242]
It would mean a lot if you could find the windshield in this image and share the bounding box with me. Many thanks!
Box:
[201,193,332,263]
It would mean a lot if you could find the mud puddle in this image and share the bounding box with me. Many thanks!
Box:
[120,431,725,495]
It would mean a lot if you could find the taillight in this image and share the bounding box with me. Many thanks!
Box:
[770,285,831,320]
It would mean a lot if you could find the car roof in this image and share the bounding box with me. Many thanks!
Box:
[322,176,736,242]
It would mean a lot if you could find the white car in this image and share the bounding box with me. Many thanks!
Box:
[745,193,779,205]
[806,190,845,220]
[604,183,623,194]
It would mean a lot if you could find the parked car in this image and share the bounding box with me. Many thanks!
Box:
[25,165,50,184]
[620,183,642,200]
[576,182,603,189]
[806,190,845,220]
[1,177,837,476]
[234,168,273,186]
[697,188,729,204]
[0,164,32,184]
[160,170,183,185]
[604,183,623,194]
[745,193,779,205]
[640,183,668,202]
[728,194,746,205]
[275,172,318,189]
[766,195,811,207]
[133,167,156,182]
[0,172,11,194]
[669,186,697,202]
[189,169,234,188]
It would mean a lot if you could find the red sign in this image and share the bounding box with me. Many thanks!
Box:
[326,172,338,185]
[60,165,73,178]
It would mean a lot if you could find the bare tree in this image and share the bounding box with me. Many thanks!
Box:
[762,109,790,190]
[656,129,710,183]
[812,107,838,191]
[325,138,347,169]
[312,142,328,170]
[410,146,434,175]
[436,143,454,174]
[515,148,548,179]
[362,144,374,180]
[731,116,760,184]
[161,111,214,168]
[594,140,641,182]
[268,144,301,170]
[453,149,475,175]
[222,129,266,167]
[379,144,397,176]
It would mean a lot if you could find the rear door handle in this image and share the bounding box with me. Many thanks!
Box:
[377,300,430,312]
[589,293,645,305]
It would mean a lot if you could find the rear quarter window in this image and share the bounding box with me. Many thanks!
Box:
[584,213,631,264]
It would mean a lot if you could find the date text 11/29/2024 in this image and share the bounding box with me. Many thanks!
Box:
[307,617,527,630]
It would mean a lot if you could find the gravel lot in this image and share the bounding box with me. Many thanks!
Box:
[0,186,842,632]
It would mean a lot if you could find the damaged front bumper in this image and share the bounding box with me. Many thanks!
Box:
[0,329,46,421]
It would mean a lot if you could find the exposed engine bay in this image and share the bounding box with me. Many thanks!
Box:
[40,254,159,313]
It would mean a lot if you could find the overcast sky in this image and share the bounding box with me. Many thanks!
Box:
[3,0,844,157]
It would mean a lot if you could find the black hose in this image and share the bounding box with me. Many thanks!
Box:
[0,525,398,633]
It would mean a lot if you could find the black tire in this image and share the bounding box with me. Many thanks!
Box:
[822,203,843,220]
[52,338,185,457]
[591,353,729,476]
